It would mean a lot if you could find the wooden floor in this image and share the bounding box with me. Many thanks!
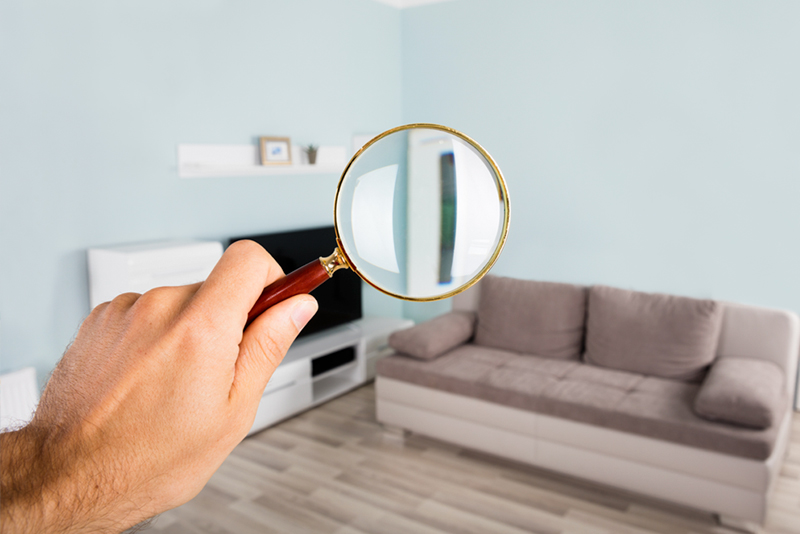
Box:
[143,384,800,534]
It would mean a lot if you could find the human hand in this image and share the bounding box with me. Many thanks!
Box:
[0,240,318,534]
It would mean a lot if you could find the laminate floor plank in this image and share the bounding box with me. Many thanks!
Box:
[135,384,800,534]
[155,523,200,534]
[217,458,320,497]
[148,512,178,531]
[344,453,571,532]
[278,419,350,448]
[428,487,565,534]
[283,463,426,513]
[164,499,282,534]
[310,487,446,534]
[332,527,371,534]
[230,439,293,472]
[485,470,632,515]
[335,471,427,508]
[204,470,264,501]
[616,505,717,534]
[349,512,449,534]
[309,487,387,523]
[252,491,347,533]
[343,463,441,500]
[254,425,368,469]
[406,499,539,534]
[256,487,360,526]
[228,499,336,534]
[476,475,665,529]
[564,508,679,534]
[238,438,345,478]
[295,408,379,437]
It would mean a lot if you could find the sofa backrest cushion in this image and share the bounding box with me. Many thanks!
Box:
[474,275,587,360]
[584,285,723,382]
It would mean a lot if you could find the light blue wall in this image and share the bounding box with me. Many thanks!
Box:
[401,0,800,322]
[0,0,403,377]
[4,0,800,379]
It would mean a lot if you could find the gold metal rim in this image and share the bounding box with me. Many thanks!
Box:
[333,123,510,302]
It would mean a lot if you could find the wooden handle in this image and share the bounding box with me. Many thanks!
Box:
[246,258,331,327]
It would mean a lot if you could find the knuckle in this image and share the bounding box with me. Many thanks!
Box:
[83,292,138,333]
[106,292,141,314]
[86,301,110,322]
[227,240,283,278]
[227,239,266,259]
[116,291,142,305]
[127,286,188,330]
[133,287,172,313]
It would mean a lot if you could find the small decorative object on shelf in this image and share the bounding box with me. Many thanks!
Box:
[303,144,318,165]
[177,143,349,178]
[260,136,292,165]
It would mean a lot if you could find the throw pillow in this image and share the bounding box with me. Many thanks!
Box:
[694,357,786,429]
[584,285,723,381]
[474,276,587,360]
[388,311,476,360]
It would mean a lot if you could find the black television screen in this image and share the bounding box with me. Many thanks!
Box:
[230,226,362,337]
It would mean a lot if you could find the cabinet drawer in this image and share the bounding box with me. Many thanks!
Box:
[264,358,310,394]
[249,381,312,435]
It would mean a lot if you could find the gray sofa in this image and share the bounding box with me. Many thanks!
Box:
[375,276,799,530]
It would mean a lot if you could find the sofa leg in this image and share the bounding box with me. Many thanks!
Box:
[381,423,408,442]
[716,514,761,533]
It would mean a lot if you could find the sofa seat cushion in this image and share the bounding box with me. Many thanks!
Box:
[377,344,528,404]
[377,347,785,460]
[474,276,587,360]
[584,285,724,382]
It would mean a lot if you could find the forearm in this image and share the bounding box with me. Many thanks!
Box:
[0,426,126,534]
[1,428,48,533]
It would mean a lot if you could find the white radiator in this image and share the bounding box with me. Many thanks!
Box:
[0,367,39,431]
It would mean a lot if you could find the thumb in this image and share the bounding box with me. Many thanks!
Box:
[232,294,318,407]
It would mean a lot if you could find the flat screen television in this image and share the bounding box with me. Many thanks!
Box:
[230,226,362,338]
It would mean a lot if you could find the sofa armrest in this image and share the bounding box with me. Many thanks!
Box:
[716,302,800,399]
[694,357,786,429]
[388,311,476,360]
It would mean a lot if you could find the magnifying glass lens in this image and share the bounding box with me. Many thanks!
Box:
[336,127,508,300]
[246,124,509,327]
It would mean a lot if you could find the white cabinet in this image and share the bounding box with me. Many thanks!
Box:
[250,358,313,434]
[248,316,413,436]
[87,241,223,308]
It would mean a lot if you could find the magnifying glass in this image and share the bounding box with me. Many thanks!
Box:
[246,123,510,326]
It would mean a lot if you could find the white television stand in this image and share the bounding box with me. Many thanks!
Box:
[248,316,413,436]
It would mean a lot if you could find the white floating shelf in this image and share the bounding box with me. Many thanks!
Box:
[179,163,343,178]
[177,143,348,178]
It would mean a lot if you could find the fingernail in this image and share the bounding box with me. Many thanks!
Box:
[291,298,318,331]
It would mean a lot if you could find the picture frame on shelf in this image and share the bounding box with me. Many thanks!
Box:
[260,136,292,165]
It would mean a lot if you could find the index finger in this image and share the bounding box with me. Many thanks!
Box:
[189,240,284,328]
